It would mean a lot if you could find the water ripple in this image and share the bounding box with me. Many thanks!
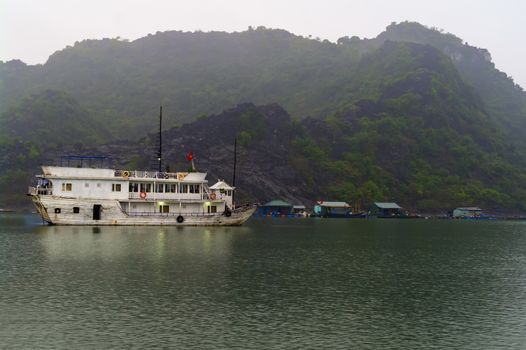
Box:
[0,216,525,349]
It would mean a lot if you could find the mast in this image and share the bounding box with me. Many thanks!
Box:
[158,106,162,172]
[232,138,237,208]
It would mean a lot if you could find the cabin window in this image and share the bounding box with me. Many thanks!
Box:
[165,184,176,193]
[112,184,121,192]
[208,205,217,213]
[140,183,152,192]
[54,208,61,214]
[179,184,188,193]
[62,183,72,191]
[130,183,139,192]
[97,183,101,188]
[156,184,164,193]
[159,205,169,213]
[84,183,89,188]
[73,207,80,214]
[190,184,200,194]
[227,190,232,196]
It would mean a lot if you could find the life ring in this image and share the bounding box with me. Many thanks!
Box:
[164,173,169,179]
[122,170,130,178]
[177,173,187,181]
[140,191,147,199]
[176,215,184,223]
[209,192,216,200]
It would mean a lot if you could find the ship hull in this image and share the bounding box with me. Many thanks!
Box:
[30,195,255,226]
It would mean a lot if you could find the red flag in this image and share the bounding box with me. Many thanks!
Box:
[186,152,193,161]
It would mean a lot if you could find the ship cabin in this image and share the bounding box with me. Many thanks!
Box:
[208,181,235,209]
[29,166,234,216]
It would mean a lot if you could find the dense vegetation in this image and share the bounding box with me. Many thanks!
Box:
[292,42,526,211]
[339,22,526,137]
[0,28,360,139]
[1,22,526,212]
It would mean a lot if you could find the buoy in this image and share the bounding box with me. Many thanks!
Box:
[140,191,147,199]
[122,170,130,178]
[176,215,184,223]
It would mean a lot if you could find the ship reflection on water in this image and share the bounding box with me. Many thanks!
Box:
[35,224,254,264]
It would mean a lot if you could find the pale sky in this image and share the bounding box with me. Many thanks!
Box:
[1,0,525,88]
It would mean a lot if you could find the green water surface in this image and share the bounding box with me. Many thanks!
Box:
[1,214,525,349]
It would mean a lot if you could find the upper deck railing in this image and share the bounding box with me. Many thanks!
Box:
[114,170,187,180]
[28,187,52,196]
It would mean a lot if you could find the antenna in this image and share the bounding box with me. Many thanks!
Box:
[158,106,162,172]
[232,138,237,208]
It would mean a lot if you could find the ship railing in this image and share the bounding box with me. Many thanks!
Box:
[207,194,230,201]
[125,211,225,217]
[114,170,180,179]
[28,186,53,196]
[128,193,203,200]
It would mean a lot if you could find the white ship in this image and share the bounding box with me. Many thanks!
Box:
[28,165,255,226]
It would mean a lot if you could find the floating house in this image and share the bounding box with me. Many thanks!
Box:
[313,201,351,218]
[370,202,403,217]
[452,207,483,219]
[257,200,293,217]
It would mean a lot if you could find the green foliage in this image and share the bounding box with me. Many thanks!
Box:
[0,28,363,139]
[338,21,526,138]
[287,40,526,211]
[1,23,526,211]
[0,89,109,146]
[237,131,252,146]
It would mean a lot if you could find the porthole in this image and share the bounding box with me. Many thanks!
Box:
[54,208,61,214]
[73,207,80,214]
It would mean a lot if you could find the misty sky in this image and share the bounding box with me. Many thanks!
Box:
[1,0,525,88]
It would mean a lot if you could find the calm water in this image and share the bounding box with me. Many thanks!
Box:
[1,214,526,349]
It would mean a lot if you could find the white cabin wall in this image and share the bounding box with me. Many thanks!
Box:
[124,201,210,215]
[43,166,115,178]
[210,190,233,208]
[53,179,128,200]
